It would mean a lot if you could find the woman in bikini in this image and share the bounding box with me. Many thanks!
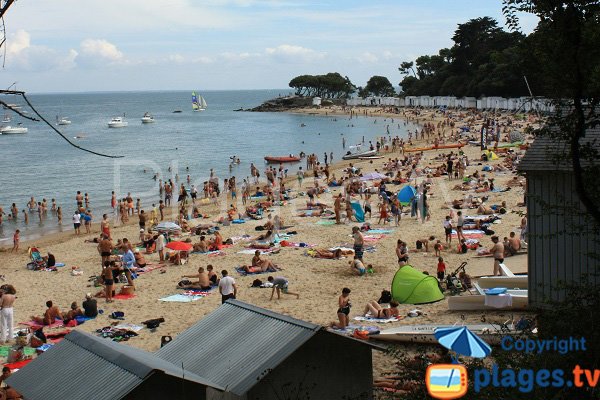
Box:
[330,288,351,329]
[363,300,400,319]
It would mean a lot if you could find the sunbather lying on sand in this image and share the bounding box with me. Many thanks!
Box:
[363,300,400,319]
[313,248,352,259]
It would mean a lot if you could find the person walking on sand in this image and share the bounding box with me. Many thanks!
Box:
[0,285,16,344]
[11,230,19,252]
[443,215,453,245]
[268,276,300,300]
[330,288,351,329]
[101,214,111,239]
[352,226,365,262]
[490,236,504,276]
[334,194,343,224]
[218,270,237,304]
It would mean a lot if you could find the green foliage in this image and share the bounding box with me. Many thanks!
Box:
[398,16,530,97]
[288,73,356,99]
[363,76,396,97]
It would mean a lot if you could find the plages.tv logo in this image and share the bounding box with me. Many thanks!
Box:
[426,326,491,399]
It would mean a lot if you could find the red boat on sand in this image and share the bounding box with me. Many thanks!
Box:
[264,155,301,163]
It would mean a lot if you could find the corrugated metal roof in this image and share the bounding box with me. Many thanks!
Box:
[518,127,600,172]
[6,330,223,400]
[156,300,322,396]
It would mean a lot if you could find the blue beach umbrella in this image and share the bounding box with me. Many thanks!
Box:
[434,326,492,358]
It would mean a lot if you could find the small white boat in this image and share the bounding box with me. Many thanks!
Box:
[342,149,377,160]
[0,124,28,134]
[2,114,10,123]
[57,116,72,125]
[141,112,155,123]
[108,116,128,128]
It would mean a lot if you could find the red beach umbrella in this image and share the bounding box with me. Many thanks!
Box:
[166,241,193,251]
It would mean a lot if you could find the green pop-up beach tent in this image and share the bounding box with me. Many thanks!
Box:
[391,265,444,304]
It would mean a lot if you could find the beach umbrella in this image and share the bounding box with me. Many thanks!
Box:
[360,172,387,181]
[166,241,193,251]
[434,326,492,358]
[155,222,181,231]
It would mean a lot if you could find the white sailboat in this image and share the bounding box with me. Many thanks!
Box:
[192,91,207,112]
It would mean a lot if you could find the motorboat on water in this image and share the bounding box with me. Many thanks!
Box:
[0,123,28,134]
[342,145,377,160]
[108,116,128,128]
[57,116,72,125]
[141,112,155,123]
[2,114,10,123]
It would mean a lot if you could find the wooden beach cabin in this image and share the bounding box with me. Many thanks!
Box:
[517,128,600,307]
[8,300,380,400]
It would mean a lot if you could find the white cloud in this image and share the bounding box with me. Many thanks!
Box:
[167,54,186,64]
[4,29,77,72]
[265,44,326,63]
[6,29,31,55]
[80,39,123,61]
[356,52,379,64]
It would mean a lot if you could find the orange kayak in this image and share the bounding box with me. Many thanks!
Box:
[264,156,301,163]
[404,143,464,153]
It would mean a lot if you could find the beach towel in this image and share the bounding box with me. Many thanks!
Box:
[113,293,136,300]
[36,343,54,352]
[451,229,485,239]
[237,249,276,255]
[353,315,404,323]
[280,242,316,248]
[4,359,33,370]
[113,323,144,332]
[19,320,63,330]
[366,229,395,234]
[0,346,36,357]
[159,294,205,302]
[363,234,386,243]
[74,315,93,325]
[191,250,226,257]
[329,325,380,335]
[235,266,279,276]
[351,202,365,223]
[135,264,164,274]
[316,220,336,226]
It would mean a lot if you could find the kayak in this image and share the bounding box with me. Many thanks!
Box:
[264,156,301,163]
[404,143,464,153]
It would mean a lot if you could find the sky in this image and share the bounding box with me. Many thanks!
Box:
[0,0,539,93]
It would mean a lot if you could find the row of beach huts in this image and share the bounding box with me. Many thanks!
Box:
[342,95,553,112]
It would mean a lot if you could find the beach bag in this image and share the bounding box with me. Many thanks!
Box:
[224,238,233,245]
[251,279,263,287]
[255,226,265,231]
[178,279,192,287]
[378,290,392,304]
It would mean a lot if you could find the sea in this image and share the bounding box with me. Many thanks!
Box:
[0,89,418,241]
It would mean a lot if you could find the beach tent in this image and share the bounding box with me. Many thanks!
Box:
[397,185,417,206]
[391,265,444,304]
[351,202,365,223]
[484,150,499,160]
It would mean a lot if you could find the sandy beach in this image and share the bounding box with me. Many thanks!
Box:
[0,106,538,382]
